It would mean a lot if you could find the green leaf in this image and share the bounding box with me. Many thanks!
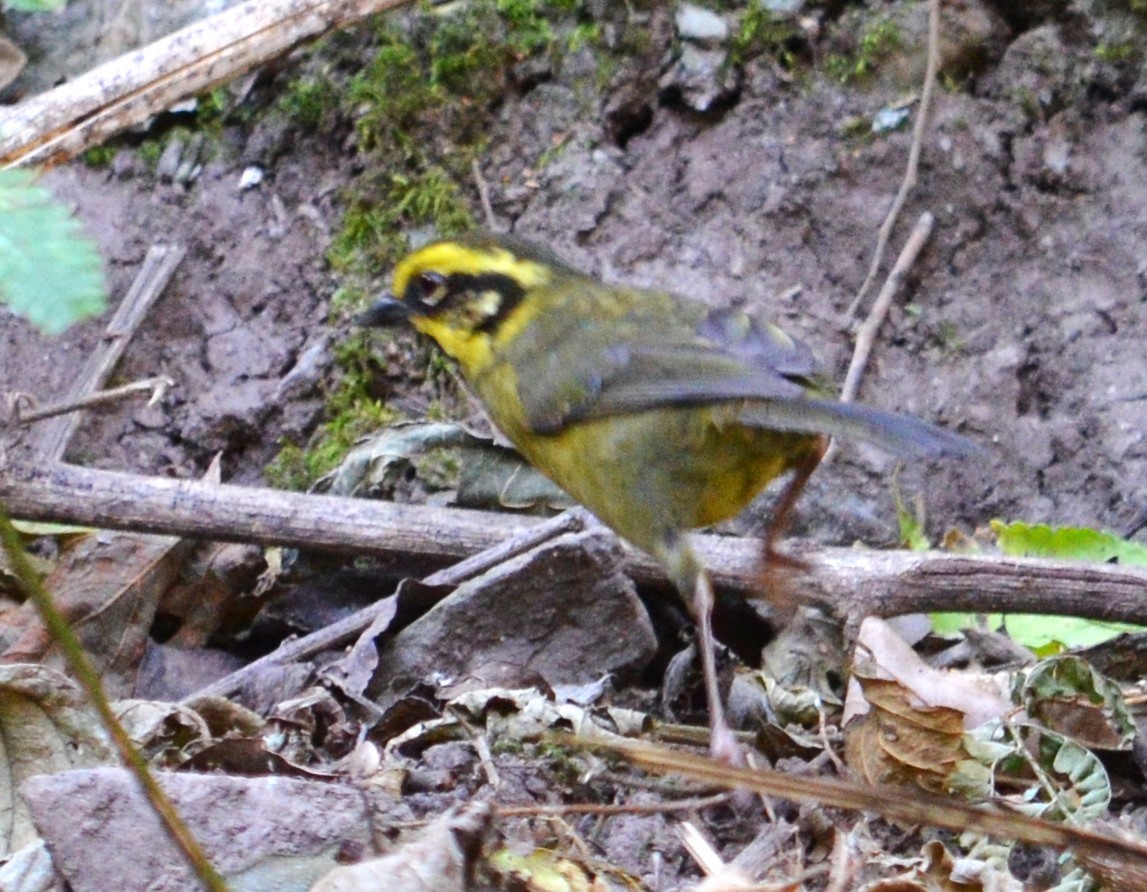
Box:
[929,611,1142,651]
[933,523,1147,647]
[928,609,1145,651]
[0,169,107,334]
[1,0,66,12]
[1004,614,1142,652]
[990,519,1147,566]
[929,611,1001,636]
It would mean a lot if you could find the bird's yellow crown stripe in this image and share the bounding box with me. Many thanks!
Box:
[392,242,552,299]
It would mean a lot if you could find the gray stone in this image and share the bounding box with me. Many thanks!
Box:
[22,769,372,891]
[675,3,728,44]
[368,528,656,706]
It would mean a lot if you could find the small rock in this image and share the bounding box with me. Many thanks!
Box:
[23,769,374,890]
[0,32,27,92]
[132,402,168,430]
[277,334,332,400]
[155,137,184,181]
[238,165,264,190]
[368,527,656,706]
[660,43,740,113]
[183,378,277,452]
[110,150,138,179]
[872,106,911,134]
[675,3,728,44]
[979,24,1077,115]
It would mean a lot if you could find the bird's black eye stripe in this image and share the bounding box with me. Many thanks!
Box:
[467,273,525,332]
[409,271,525,331]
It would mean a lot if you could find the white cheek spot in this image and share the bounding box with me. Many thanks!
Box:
[474,290,502,321]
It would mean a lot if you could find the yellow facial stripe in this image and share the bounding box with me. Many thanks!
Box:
[391,241,552,300]
[411,288,539,377]
[411,315,489,365]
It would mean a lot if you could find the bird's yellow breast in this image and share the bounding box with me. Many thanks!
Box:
[469,359,816,555]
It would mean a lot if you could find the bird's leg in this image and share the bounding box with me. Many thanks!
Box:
[662,536,745,765]
[690,565,745,765]
[763,435,828,566]
[757,437,827,622]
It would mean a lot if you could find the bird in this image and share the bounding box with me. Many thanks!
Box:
[362,232,977,761]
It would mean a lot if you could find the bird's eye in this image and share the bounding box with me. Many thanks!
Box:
[411,271,448,306]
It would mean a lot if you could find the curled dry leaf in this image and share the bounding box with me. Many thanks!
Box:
[0,664,113,858]
[310,802,492,892]
[843,618,1011,791]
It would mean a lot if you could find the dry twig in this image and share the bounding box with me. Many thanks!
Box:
[472,158,498,230]
[15,376,175,425]
[843,0,941,322]
[1,0,416,167]
[606,739,1147,887]
[29,245,184,462]
[4,462,1147,628]
[839,211,934,404]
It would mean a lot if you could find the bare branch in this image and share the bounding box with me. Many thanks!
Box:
[3,462,1146,627]
[29,245,185,462]
[0,0,415,167]
[844,0,941,321]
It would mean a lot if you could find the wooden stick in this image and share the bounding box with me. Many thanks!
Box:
[31,245,185,462]
[472,158,497,231]
[839,211,933,404]
[3,462,1147,626]
[844,0,940,321]
[16,376,175,425]
[0,0,414,167]
[610,739,1147,886]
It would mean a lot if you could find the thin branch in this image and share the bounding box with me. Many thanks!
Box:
[606,739,1147,886]
[1,0,416,167]
[495,793,732,818]
[30,245,185,462]
[472,158,498,230]
[3,462,1147,627]
[15,376,175,425]
[844,0,941,321]
[839,211,933,404]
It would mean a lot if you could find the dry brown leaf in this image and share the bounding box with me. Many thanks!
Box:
[2,531,192,697]
[0,664,114,858]
[843,618,1011,791]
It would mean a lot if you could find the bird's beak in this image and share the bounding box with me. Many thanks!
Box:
[359,296,411,328]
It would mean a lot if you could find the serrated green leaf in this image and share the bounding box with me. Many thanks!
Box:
[0,169,107,334]
[990,519,1147,566]
[1,0,66,11]
[929,610,1142,651]
[973,718,1112,824]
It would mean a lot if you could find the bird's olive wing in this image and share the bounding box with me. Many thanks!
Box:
[510,301,824,434]
[506,295,980,460]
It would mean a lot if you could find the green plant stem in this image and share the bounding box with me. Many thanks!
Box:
[0,504,229,892]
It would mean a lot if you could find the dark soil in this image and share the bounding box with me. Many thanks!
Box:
[7,4,1146,540]
[4,0,1147,886]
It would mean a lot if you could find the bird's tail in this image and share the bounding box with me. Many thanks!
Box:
[738,398,979,459]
